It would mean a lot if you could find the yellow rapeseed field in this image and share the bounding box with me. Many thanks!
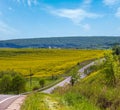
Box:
[0,48,105,77]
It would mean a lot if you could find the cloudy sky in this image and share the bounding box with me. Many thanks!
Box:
[0,0,120,40]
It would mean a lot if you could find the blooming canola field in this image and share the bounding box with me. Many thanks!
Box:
[0,48,105,77]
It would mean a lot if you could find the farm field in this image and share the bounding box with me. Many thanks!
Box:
[0,48,105,77]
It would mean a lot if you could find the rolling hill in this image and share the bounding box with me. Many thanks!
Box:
[0,37,120,49]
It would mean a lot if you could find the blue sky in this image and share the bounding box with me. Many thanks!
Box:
[0,0,120,40]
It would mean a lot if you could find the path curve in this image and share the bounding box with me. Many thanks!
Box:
[42,61,96,94]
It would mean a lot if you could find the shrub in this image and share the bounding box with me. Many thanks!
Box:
[39,79,45,88]
[12,74,26,94]
[0,75,12,93]
[32,86,39,91]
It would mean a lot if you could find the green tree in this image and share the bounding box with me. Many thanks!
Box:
[0,75,12,93]
[39,79,45,88]
[12,74,26,94]
[112,45,120,55]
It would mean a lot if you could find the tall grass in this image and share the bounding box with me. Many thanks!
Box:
[21,92,100,110]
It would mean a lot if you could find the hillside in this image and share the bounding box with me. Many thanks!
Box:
[0,37,120,49]
[21,51,120,110]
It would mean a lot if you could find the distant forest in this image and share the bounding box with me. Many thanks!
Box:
[0,37,120,49]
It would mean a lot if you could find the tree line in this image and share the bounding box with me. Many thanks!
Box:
[0,70,26,94]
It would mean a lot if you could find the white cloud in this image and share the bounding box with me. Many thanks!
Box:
[49,8,101,24]
[115,7,120,17]
[27,0,38,6]
[27,0,31,6]
[103,0,119,5]
[0,21,19,36]
[14,0,38,6]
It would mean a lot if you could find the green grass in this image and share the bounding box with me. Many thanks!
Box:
[25,76,64,91]
[77,70,120,110]
[21,92,100,110]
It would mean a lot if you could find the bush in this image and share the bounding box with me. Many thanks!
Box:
[0,70,26,94]
[12,74,26,94]
[0,75,12,93]
[32,86,39,91]
[112,45,120,55]
[39,79,45,88]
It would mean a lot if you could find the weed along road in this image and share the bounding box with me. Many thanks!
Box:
[0,95,26,110]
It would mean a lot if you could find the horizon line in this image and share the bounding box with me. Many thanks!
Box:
[1,36,120,41]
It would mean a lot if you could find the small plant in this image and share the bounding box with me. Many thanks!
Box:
[70,77,76,86]
[51,74,58,80]
[39,79,45,88]
[32,86,39,91]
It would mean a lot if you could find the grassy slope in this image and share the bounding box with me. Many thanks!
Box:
[21,54,120,110]
[77,70,120,110]
[58,56,120,110]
